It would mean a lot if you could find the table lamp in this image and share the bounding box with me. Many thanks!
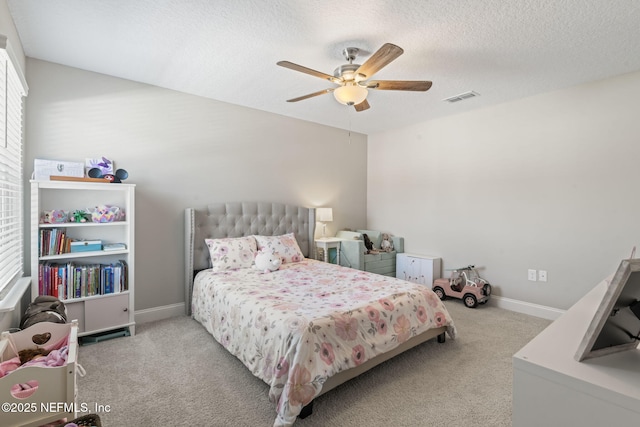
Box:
[316,207,333,237]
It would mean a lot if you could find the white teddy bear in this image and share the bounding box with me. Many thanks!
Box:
[380,233,394,253]
[254,249,282,273]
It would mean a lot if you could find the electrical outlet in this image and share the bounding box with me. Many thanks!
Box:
[539,270,547,282]
[528,269,537,281]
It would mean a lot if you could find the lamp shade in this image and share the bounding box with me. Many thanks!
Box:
[317,207,333,222]
[333,84,368,106]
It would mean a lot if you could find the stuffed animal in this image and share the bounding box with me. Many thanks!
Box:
[380,233,394,252]
[254,249,282,273]
[362,234,381,254]
[70,210,89,223]
[19,348,51,365]
[363,233,374,254]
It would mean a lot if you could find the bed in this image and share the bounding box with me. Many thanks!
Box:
[184,202,456,426]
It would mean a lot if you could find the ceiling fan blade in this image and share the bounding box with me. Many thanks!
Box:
[365,80,433,91]
[277,61,341,84]
[286,88,335,103]
[354,99,370,112]
[355,43,404,79]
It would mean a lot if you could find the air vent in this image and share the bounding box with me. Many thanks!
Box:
[443,91,480,103]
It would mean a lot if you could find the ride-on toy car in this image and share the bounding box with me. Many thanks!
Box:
[432,265,491,308]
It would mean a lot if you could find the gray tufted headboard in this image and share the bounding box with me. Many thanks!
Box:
[184,202,316,315]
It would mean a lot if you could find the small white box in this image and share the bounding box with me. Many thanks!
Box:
[34,158,85,181]
[396,253,442,287]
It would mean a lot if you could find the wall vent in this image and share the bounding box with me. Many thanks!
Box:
[443,91,480,103]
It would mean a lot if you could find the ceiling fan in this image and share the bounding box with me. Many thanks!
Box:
[277,43,432,112]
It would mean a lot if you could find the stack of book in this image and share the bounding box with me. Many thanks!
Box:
[40,230,129,255]
[37,260,129,299]
[39,228,71,256]
[102,242,126,251]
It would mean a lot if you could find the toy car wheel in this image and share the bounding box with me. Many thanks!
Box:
[433,286,446,300]
[463,294,478,308]
[483,284,491,296]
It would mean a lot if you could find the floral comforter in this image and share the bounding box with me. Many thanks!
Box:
[192,259,456,426]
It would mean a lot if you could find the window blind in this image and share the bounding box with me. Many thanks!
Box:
[0,36,27,299]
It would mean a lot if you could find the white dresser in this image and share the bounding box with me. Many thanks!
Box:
[512,279,640,426]
[396,253,441,287]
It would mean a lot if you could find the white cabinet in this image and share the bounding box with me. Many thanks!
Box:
[396,253,441,287]
[30,180,135,336]
[512,279,640,426]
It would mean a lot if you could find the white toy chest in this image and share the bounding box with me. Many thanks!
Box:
[0,321,79,427]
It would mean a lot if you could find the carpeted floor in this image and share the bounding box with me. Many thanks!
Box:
[76,301,550,426]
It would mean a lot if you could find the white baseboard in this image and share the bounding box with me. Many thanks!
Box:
[492,295,565,320]
[134,302,186,324]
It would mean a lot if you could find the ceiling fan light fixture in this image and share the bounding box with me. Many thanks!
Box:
[333,84,368,106]
[278,43,428,112]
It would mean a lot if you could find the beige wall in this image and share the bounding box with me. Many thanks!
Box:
[23,59,367,312]
[19,54,640,315]
[368,70,640,310]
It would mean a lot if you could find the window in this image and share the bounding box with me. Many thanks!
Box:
[0,35,27,301]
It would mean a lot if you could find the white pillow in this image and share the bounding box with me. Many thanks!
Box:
[205,236,257,271]
[254,233,304,264]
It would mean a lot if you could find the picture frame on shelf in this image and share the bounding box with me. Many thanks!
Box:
[574,257,640,361]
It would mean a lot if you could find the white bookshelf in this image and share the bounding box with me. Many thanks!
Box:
[30,180,136,336]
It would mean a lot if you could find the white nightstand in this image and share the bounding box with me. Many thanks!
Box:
[315,237,341,264]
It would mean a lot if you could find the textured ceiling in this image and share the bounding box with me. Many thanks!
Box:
[7,0,640,134]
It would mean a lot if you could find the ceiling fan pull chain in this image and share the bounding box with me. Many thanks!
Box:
[348,108,352,145]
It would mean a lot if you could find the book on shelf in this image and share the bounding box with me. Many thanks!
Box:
[38,260,129,299]
[39,228,71,256]
[103,242,127,251]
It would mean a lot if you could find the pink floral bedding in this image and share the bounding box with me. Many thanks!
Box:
[191,259,456,426]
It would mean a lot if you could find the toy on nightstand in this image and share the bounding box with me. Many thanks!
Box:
[363,233,375,254]
[254,249,282,273]
[432,265,491,308]
[380,233,394,252]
